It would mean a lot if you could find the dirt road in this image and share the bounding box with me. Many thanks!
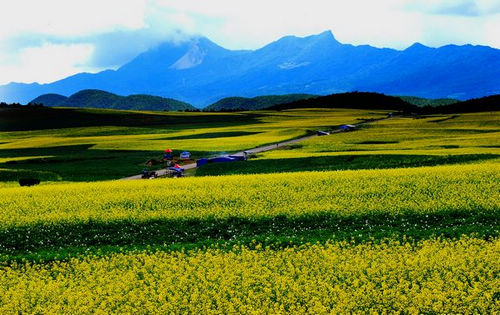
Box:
[120,133,318,180]
[121,118,385,180]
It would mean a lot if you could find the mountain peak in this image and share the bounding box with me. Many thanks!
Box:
[288,30,340,43]
[406,42,431,51]
[193,36,228,52]
[306,30,340,44]
[170,42,207,70]
[267,30,340,51]
[316,30,335,39]
[169,37,229,70]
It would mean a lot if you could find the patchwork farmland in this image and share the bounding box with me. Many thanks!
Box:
[0,106,499,313]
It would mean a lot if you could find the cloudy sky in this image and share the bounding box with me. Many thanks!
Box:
[1,0,499,85]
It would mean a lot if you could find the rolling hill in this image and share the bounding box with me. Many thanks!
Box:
[30,89,196,111]
[30,93,68,106]
[397,96,458,107]
[268,92,416,112]
[422,94,500,114]
[268,92,499,114]
[1,31,499,106]
[204,94,317,111]
[24,90,500,113]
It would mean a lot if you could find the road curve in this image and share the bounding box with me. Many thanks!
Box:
[120,133,318,180]
[121,117,386,180]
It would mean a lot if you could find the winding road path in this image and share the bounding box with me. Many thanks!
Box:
[121,117,386,180]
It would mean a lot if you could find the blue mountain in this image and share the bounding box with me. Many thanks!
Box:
[1,31,499,107]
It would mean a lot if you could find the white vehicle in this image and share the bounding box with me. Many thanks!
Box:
[180,151,191,159]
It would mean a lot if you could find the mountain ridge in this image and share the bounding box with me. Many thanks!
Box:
[1,31,499,106]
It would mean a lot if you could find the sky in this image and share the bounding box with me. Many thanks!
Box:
[0,0,499,85]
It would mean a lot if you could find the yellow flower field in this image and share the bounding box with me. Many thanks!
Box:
[1,108,499,313]
[0,162,498,227]
[1,238,498,314]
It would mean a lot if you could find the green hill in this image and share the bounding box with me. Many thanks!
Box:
[205,94,317,111]
[30,89,196,111]
[268,92,416,111]
[268,91,499,114]
[58,90,121,109]
[422,94,500,113]
[397,96,458,107]
[29,93,68,106]
[118,94,194,111]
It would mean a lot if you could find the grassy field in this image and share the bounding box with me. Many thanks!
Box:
[0,107,499,313]
[0,107,384,181]
[197,112,500,176]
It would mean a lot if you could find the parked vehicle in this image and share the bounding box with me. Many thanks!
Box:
[141,170,157,179]
[339,124,356,132]
[19,178,40,186]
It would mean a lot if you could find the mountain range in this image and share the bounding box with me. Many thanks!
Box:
[1,31,499,107]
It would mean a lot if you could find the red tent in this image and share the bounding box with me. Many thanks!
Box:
[164,148,173,153]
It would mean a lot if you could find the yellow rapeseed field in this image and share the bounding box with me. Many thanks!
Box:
[0,162,498,227]
[1,109,498,313]
[1,238,498,314]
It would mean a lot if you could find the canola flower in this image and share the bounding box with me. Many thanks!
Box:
[0,126,497,313]
[0,162,498,227]
[0,237,498,314]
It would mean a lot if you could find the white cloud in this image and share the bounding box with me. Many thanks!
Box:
[145,0,496,50]
[482,15,500,48]
[403,0,500,16]
[145,0,416,49]
[0,0,147,38]
[0,43,95,84]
